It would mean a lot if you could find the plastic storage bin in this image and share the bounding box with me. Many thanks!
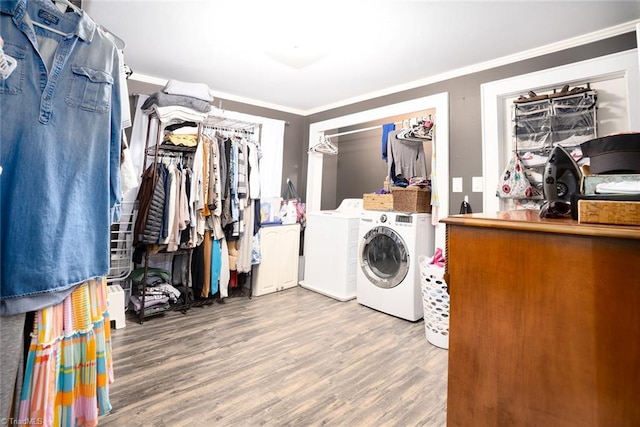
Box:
[420,261,449,349]
[107,284,126,329]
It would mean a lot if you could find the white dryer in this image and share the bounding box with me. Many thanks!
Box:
[356,210,435,321]
[300,198,363,301]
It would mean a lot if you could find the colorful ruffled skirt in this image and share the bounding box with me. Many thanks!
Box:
[19,277,113,427]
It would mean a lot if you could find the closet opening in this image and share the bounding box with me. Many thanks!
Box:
[319,110,435,211]
[306,93,450,252]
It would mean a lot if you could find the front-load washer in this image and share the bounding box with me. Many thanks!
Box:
[300,198,363,301]
[356,210,435,321]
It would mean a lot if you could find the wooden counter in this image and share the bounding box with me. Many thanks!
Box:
[442,210,640,427]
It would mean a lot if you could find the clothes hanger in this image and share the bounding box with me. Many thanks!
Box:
[308,136,338,155]
[31,21,68,37]
[51,0,82,15]
[99,25,127,50]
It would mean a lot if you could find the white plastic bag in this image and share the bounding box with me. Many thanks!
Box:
[279,200,298,225]
[120,147,139,194]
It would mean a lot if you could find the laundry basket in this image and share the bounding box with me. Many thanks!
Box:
[420,260,449,349]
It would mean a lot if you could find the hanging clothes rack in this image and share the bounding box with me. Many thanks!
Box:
[135,112,203,322]
[135,111,264,323]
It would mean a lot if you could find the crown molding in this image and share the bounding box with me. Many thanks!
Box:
[129,20,639,117]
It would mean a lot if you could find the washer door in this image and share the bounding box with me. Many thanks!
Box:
[360,226,409,289]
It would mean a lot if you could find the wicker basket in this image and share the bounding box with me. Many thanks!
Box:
[363,193,393,211]
[578,200,640,225]
[391,187,431,213]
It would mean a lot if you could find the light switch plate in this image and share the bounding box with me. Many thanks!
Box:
[472,176,483,192]
[452,177,463,193]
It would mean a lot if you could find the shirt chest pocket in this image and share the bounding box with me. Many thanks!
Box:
[66,65,113,113]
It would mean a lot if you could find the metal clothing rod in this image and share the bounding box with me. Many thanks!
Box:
[324,114,434,139]
[205,126,257,135]
[204,115,260,131]
[325,125,382,138]
[324,120,406,139]
[203,115,263,145]
[204,125,255,135]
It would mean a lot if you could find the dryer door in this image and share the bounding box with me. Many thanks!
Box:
[359,226,409,289]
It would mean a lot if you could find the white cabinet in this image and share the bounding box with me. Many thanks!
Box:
[253,223,300,296]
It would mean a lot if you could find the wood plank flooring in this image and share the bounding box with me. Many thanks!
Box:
[99,286,448,427]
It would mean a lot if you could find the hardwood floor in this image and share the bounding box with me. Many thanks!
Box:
[99,286,448,427]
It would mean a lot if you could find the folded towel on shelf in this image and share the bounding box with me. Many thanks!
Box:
[168,122,199,134]
[163,79,214,102]
[144,105,208,125]
[142,91,212,113]
[163,133,199,147]
[595,180,640,194]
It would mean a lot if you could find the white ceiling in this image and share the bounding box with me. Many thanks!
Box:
[84,0,640,115]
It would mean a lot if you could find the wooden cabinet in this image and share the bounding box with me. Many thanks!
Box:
[253,223,300,296]
[442,210,640,427]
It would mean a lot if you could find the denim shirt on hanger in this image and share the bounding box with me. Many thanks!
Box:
[0,0,122,314]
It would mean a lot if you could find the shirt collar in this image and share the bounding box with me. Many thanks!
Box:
[2,0,96,43]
